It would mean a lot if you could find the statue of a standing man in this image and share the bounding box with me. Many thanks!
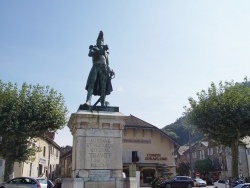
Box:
[85,31,114,107]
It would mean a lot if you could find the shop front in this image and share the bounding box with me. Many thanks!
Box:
[122,115,180,187]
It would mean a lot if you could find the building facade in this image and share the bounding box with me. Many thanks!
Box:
[122,115,180,186]
[60,146,72,178]
[0,159,5,182]
[0,133,61,182]
[176,140,249,182]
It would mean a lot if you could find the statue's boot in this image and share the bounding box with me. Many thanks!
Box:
[100,95,106,107]
[85,91,92,106]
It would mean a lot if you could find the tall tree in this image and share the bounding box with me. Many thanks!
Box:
[176,162,191,176]
[0,80,68,181]
[194,159,213,177]
[185,78,250,178]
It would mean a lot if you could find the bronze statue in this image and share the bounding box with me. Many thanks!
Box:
[85,31,114,107]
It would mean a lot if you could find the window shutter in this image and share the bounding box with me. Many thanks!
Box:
[138,151,142,162]
[128,151,132,163]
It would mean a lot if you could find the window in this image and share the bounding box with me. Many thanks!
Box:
[208,148,213,155]
[132,151,139,163]
[219,156,222,164]
[43,146,46,157]
[10,178,22,184]
[247,149,250,155]
[239,156,242,164]
[192,152,197,158]
[56,149,58,157]
[217,146,222,153]
[200,150,205,159]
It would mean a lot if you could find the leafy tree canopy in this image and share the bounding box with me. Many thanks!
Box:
[0,80,68,180]
[194,159,213,175]
[185,78,250,178]
[185,79,250,146]
[176,162,190,176]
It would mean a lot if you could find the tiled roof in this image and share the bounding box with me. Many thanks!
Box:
[125,115,156,128]
[201,141,209,147]
[178,146,189,155]
[125,114,181,147]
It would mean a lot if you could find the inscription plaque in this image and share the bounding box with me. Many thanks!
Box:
[86,137,119,169]
[89,170,110,181]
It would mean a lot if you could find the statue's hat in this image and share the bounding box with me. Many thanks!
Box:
[97,31,104,42]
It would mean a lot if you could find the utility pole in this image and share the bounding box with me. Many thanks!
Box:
[188,125,194,179]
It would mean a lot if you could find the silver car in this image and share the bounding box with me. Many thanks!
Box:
[0,177,50,188]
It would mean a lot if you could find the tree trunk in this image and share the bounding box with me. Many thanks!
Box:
[231,139,239,179]
[4,156,14,182]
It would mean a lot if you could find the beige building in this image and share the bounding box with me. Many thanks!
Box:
[123,115,180,186]
[242,136,250,177]
[14,135,61,180]
[0,133,61,182]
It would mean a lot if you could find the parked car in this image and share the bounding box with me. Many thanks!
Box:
[214,180,229,188]
[234,183,250,188]
[36,178,54,188]
[194,178,207,187]
[159,176,194,188]
[232,179,245,187]
[214,179,245,188]
[0,177,52,188]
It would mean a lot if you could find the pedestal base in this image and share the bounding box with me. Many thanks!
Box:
[61,178,137,188]
[66,108,134,188]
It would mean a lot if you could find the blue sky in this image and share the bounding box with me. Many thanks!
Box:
[1,1,250,146]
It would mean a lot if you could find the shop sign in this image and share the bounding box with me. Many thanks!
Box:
[123,138,151,144]
[145,154,167,161]
[39,158,46,165]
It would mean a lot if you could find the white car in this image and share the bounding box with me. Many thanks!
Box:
[0,177,42,188]
[36,178,53,188]
[0,177,53,188]
[214,180,229,188]
[194,178,207,187]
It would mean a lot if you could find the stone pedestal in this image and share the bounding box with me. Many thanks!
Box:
[62,108,137,188]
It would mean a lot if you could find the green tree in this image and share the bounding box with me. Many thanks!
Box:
[194,159,213,177]
[162,117,204,145]
[185,78,250,178]
[0,80,68,181]
[176,162,190,176]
